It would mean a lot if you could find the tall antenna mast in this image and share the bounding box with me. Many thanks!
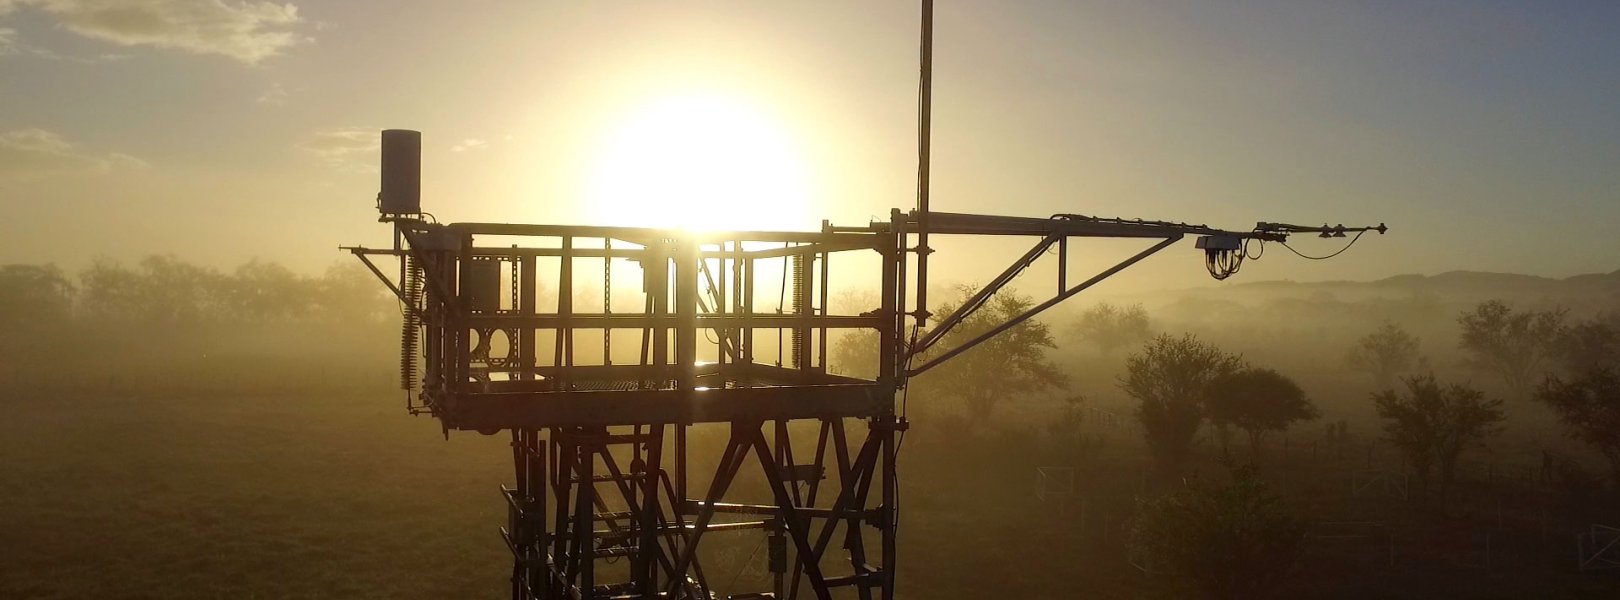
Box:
[914,0,934,329]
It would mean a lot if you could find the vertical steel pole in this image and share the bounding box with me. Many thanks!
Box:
[550,431,572,597]
[913,0,934,330]
[881,419,897,599]
[534,431,547,599]
[560,237,574,372]
[880,233,899,387]
[677,239,699,390]
[511,429,525,600]
[641,424,664,597]
[520,256,536,380]
[575,437,594,592]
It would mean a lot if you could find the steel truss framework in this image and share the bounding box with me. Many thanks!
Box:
[353,216,912,599]
[342,0,1390,594]
[345,207,1383,599]
[503,418,899,600]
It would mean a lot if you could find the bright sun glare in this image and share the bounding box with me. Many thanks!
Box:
[583,92,815,231]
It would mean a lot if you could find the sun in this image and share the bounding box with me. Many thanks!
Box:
[581,92,815,232]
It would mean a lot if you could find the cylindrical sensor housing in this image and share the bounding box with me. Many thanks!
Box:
[379,129,421,214]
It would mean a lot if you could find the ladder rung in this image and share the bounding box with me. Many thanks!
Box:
[570,472,649,484]
[557,432,660,445]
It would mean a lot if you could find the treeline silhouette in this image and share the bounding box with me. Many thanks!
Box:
[0,257,395,392]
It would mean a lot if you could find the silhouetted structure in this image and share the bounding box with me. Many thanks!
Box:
[343,5,1382,599]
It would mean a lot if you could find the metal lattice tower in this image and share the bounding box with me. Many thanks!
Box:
[343,3,1383,598]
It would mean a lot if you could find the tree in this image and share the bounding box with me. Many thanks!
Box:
[1536,368,1620,488]
[310,261,393,324]
[229,259,312,322]
[1131,466,1305,599]
[1373,376,1504,502]
[1345,322,1421,390]
[133,255,231,323]
[828,292,883,380]
[830,330,880,380]
[1547,314,1620,376]
[77,259,144,321]
[0,264,74,328]
[0,264,76,366]
[921,287,1067,420]
[1071,302,1151,356]
[1045,394,1103,461]
[1206,368,1317,458]
[1457,300,1565,397]
[1122,334,1242,473]
[79,255,230,324]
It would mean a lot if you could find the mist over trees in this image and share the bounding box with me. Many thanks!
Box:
[1547,313,1620,376]
[1535,311,1620,487]
[1345,322,1423,390]
[0,265,76,364]
[6,256,1620,597]
[0,264,74,327]
[73,256,387,326]
[1457,301,1566,398]
[0,256,394,390]
[1071,302,1151,356]
[1536,370,1620,488]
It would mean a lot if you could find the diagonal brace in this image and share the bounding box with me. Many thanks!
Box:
[907,235,1182,377]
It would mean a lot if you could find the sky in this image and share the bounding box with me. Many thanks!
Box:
[2,0,1618,296]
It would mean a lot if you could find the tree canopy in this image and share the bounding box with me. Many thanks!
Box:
[1536,314,1620,489]
[1457,300,1565,397]
[0,264,74,329]
[1547,314,1620,376]
[1122,333,1242,473]
[834,286,1068,420]
[1373,375,1504,502]
[1206,367,1317,457]
[1536,368,1620,488]
[920,287,1067,420]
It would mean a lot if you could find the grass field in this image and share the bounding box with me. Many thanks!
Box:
[4,377,1619,598]
[0,384,511,599]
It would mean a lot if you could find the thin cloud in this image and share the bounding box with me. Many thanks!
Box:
[0,26,130,62]
[299,127,377,170]
[450,138,486,153]
[0,128,146,181]
[257,81,287,105]
[0,0,309,64]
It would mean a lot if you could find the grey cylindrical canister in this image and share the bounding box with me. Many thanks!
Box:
[379,129,421,214]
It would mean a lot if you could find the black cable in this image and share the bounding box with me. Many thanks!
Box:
[1205,249,1243,280]
[1242,238,1265,261]
[1278,229,1368,260]
[776,245,789,314]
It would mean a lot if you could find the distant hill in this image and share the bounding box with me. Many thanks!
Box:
[1114,269,1620,316]
[1229,269,1620,294]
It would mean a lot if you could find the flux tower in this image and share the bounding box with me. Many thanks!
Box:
[345,4,1384,598]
